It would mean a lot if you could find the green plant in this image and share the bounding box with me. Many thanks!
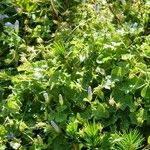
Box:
[0,0,150,149]
[82,121,103,149]
[112,130,144,150]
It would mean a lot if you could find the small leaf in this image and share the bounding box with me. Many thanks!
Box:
[94,87,104,100]
[19,121,28,132]
[7,99,20,112]
[141,85,150,98]
[0,125,7,136]
[9,141,21,150]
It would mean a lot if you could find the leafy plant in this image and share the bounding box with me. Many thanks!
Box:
[0,0,150,149]
[112,130,144,150]
[81,121,103,149]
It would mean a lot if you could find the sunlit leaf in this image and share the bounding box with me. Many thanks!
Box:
[141,85,150,98]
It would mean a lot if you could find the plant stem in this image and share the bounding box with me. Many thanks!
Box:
[50,0,59,20]
[105,0,123,27]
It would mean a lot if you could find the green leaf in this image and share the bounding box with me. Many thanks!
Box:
[92,102,109,119]
[148,136,150,144]
[136,108,147,125]
[52,41,65,56]
[141,85,150,98]
[19,121,28,132]
[118,76,145,94]
[0,125,7,136]
[7,99,20,112]
[55,113,67,122]
[111,62,129,80]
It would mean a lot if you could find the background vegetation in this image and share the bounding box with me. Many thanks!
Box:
[0,0,150,149]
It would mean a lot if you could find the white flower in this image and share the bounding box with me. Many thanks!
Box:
[116,28,125,35]
[130,22,138,33]
[79,55,86,62]
[132,22,138,28]
[34,68,42,80]
[104,75,113,89]
[34,71,42,80]
[43,92,49,102]
[102,0,107,5]
[109,98,116,106]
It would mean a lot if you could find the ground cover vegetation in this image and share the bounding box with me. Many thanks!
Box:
[0,0,150,149]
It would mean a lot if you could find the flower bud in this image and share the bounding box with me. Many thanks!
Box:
[109,98,116,106]
[43,92,49,102]
[88,86,92,101]
[50,121,61,133]
[59,94,64,105]
[14,20,19,33]
[94,3,99,13]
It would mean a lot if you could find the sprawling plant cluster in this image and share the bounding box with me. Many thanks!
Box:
[0,0,150,149]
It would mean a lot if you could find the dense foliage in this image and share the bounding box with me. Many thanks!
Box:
[0,0,150,149]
